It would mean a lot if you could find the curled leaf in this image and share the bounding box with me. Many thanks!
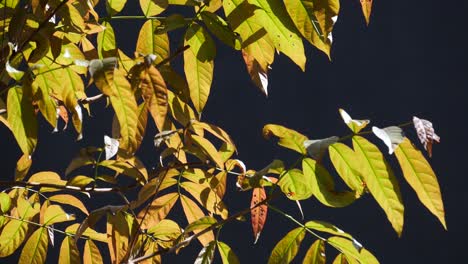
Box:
[339,109,370,133]
[413,116,440,157]
[304,136,339,160]
[104,135,119,160]
[372,126,404,154]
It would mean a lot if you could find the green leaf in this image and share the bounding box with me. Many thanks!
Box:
[303,158,356,207]
[263,124,308,154]
[67,175,95,188]
[268,227,306,264]
[7,85,38,154]
[352,136,404,236]
[305,221,353,240]
[136,19,170,64]
[44,204,76,225]
[217,241,240,264]
[18,227,48,264]
[394,138,446,229]
[201,11,241,50]
[106,0,127,16]
[0,192,11,213]
[184,216,217,234]
[147,219,181,240]
[278,168,313,200]
[184,23,215,114]
[328,143,365,196]
[302,239,326,264]
[59,236,81,264]
[140,65,168,131]
[327,236,364,264]
[139,0,168,16]
[97,21,117,59]
[195,240,216,264]
[83,239,103,264]
[249,0,306,70]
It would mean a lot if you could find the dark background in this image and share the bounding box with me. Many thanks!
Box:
[1,0,467,263]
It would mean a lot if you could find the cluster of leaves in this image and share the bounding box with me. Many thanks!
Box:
[0,0,445,263]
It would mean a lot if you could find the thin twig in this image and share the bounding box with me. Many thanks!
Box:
[0,180,136,193]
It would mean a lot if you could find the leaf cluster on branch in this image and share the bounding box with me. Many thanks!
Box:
[0,0,445,263]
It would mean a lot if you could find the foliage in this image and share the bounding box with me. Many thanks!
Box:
[0,0,446,263]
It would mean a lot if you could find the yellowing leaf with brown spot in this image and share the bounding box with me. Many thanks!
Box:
[140,65,168,131]
[49,194,89,215]
[136,19,169,64]
[83,240,103,264]
[138,192,178,229]
[251,187,268,244]
[352,136,404,236]
[7,86,37,155]
[184,24,215,114]
[360,0,373,25]
[395,138,446,229]
[180,194,214,246]
[59,236,81,264]
[18,227,48,264]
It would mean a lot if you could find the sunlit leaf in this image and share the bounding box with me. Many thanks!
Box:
[181,181,228,219]
[59,236,81,264]
[139,0,168,16]
[217,241,240,264]
[106,0,127,16]
[136,19,169,64]
[15,153,32,181]
[305,221,353,240]
[278,169,313,200]
[372,126,404,155]
[0,207,29,256]
[190,134,225,169]
[83,239,103,264]
[138,192,178,229]
[44,204,76,225]
[7,85,37,155]
[49,194,89,215]
[0,193,11,214]
[190,120,236,151]
[184,23,215,114]
[360,0,373,25]
[352,136,404,236]
[18,227,48,264]
[303,158,356,207]
[339,109,370,134]
[180,194,214,246]
[28,171,67,192]
[302,239,326,264]
[263,124,308,154]
[194,240,216,264]
[140,65,168,131]
[97,21,117,58]
[394,138,446,229]
[268,227,306,264]
[251,187,268,243]
[328,143,365,196]
[184,216,217,234]
[66,223,107,243]
[147,219,181,241]
[327,236,365,263]
[32,72,59,128]
[412,116,440,157]
[107,211,130,263]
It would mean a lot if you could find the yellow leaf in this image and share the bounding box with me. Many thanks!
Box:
[140,65,168,131]
[0,215,29,256]
[395,138,446,229]
[49,194,89,215]
[360,0,373,25]
[67,175,95,188]
[352,136,404,236]
[59,236,81,264]
[136,19,169,64]
[131,169,179,209]
[44,204,76,225]
[190,134,225,169]
[0,193,11,214]
[180,194,214,246]
[181,181,228,219]
[7,85,37,155]
[15,153,32,181]
[66,223,107,243]
[329,143,365,196]
[83,240,103,264]
[217,241,240,264]
[106,0,127,16]
[263,124,308,154]
[305,221,353,240]
[147,219,181,241]
[18,227,48,264]
[302,239,326,264]
[28,171,67,192]
[184,23,215,114]
[303,158,356,207]
[139,0,168,17]
[278,169,313,200]
[167,89,197,126]
[190,120,237,152]
[97,21,117,59]
[107,211,130,263]
[99,159,146,184]
[61,68,85,137]
[268,227,306,264]
[138,192,179,229]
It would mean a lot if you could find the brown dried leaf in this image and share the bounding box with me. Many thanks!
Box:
[413,116,440,157]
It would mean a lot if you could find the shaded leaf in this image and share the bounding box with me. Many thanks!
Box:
[303,158,356,207]
[242,50,268,95]
[180,194,214,246]
[140,65,168,131]
[138,192,178,229]
[201,11,241,49]
[278,169,313,200]
[328,143,365,196]
[263,124,308,154]
[302,239,326,264]
[251,187,268,243]
[394,138,446,229]
[136,19,169,64]
[49,194,89,215]
[360,0,373,25]
[372,126,404,155]
[181,181,228,219]
[18,227,48,264]
[413,116,440,157]
[217,241,240,264]
[65,147,98,175]
[194,240,216,264]
[107,211,130,263]
[352,136,404,236]
[268,227,306,264]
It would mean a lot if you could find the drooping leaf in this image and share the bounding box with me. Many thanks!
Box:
[184,23,215,114]
[263,124,308,154]
[59,236,81,264]
[139,0,168,16]
[412,116,440,157]
[67,223,107,243]
[360,0,373,25]
[303,136,339,159]
[394,138,446,229]
[217,241,240,264]
[180,194,214,246]
[201,11,241,50]
[372,126,404,154]
[268,227,306,264]
[303,158,356,207]
[49,194,89,215]
[327,236,365,263]
[194,240,216,264]
[7,85,37,155]
[138,192,178,229]
[339,109,370,134]
[352,136,404,236]
[140,65,168,131]
[304,221,353,240]
[278,168,313,200]
[83,239,103,264]
[44,204,76,225]
[328,143,365,196]
[302,239,326,264]
[251,187,268,243]
[18,227,48,264]
[242,50,268,95]
[65,147,98,175]
[136,19,169,64]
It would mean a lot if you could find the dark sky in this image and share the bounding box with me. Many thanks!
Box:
[1,0,467,263]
